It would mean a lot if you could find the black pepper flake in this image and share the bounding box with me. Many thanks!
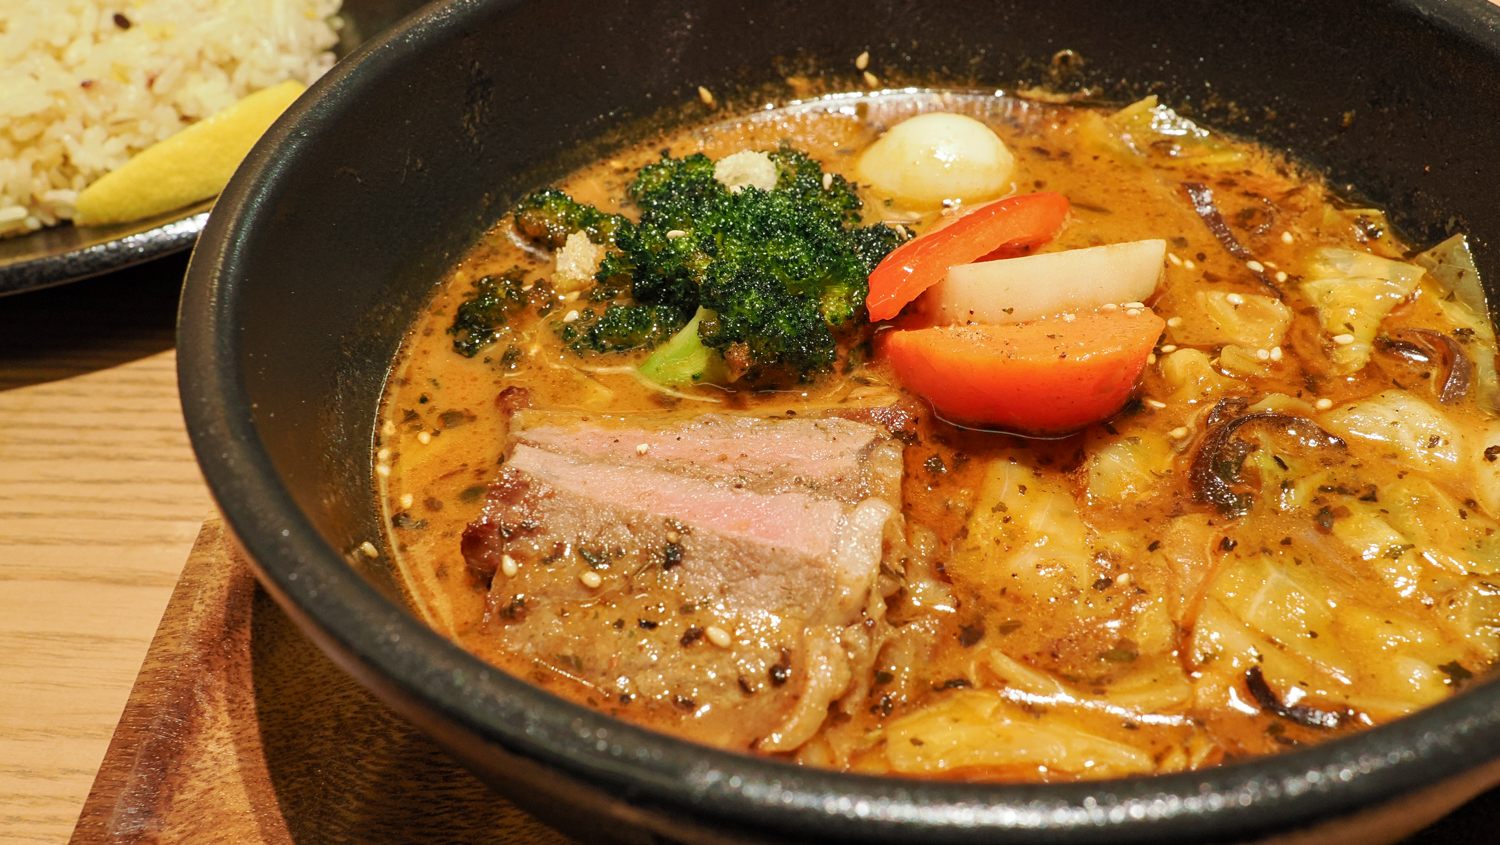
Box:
[661,542,684,570]
[1486,445,1500,463]
[1439,661,1474,686]
[1220,536,1238,552]
[996,620,1023,635]
[391,512,427,530]
[458,484,487,502]
[497,594,527,620]
[958,624,985,647]
[679,626,704,647]
[935,678,972,690]
[672,695,696,711]
[769,650,792,686]
[637,618,659,630]
[1314,506,1336,533]
[871,693,895,717]
[1092,577,1114,591]
[737,676,755,695]
[113,12,132,28]
[439,408,476,429]
[1146,540,1162,552]
[923,454,947,475]
[874,669,895,686]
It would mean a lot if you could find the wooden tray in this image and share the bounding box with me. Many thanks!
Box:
[68,519,566,844]
[68,520,1500,843]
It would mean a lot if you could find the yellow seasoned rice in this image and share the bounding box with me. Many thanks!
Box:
[0,0,341,236]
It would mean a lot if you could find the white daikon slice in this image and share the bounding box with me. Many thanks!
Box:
[922,239,1166,325]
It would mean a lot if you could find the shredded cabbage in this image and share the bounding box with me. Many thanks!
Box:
[1301,248,1424,374]
[1324,390,1463,472]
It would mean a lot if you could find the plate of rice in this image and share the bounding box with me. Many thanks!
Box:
[0,0,422,295]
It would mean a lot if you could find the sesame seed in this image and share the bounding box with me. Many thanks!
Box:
[580,570,603,589]
[1263,260,1278,269]
[697,85,715,106]
[1101,303,1119,312]
[1123,301,1147,309]
[1145,398,1168,409]
[609,158,628,172]
[1256,348,1271,361]
[562,309,581,323]
[863,70,880,88]
[1270,346,1284,362]
[636,442,650,456]
[1166,316,1184,328]
[1169,426,1190,439]
[359,541,379,559]
[666,229,687,239]
[1246,259,1265,273]
[565,291,580,301]
[1332,333,1356,345]
[1125,308,1143,317]
[705,625,733,648]
[1061,312,1077,323]
[1147,353,1157,364]
[376,463,391,478]
[399,493,414,509]
[377,447,391,462]
[1226,293,1245,306]
[1167,252,1183,266]
[1315,398,1334,411]
[894,224,910,238]
[855,50,870,70]
[1183,260,1197,270]
[1159,344,1178,353]
[822,172,833,190]
[501,554,519,578]
[381,420,396,437]
[416,431,432,445]
[665,530,681,544]
[1116,572,1133,587]
[1275,271,1289,283]
[1281,231,1295,244]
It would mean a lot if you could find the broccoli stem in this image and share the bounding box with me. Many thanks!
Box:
[637,307,726,386]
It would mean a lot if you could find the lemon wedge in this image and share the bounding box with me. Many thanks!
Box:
[74,80,305,226]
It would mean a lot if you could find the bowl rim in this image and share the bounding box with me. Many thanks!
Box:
[179,0,1500,840]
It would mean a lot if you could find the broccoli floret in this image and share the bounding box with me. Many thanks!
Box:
[448,269,531,357]
[599,146,907,383]
[698,267,837,382]
[516,146,907,384]
[562,302,691,354]
[637,307,727,386]
[512,189,626,249]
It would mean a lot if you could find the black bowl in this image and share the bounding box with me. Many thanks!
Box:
[179,0,1500,842]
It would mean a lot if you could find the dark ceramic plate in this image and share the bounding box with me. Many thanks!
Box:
[0,0,428,297]
[180,0,1500,843]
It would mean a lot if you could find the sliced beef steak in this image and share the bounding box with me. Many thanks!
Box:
[461,410,905,751]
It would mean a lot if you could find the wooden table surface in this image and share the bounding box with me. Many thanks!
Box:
[0,255,213,845]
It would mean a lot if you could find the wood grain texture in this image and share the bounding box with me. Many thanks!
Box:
[69,519,568,845]
[0,259,213,845]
